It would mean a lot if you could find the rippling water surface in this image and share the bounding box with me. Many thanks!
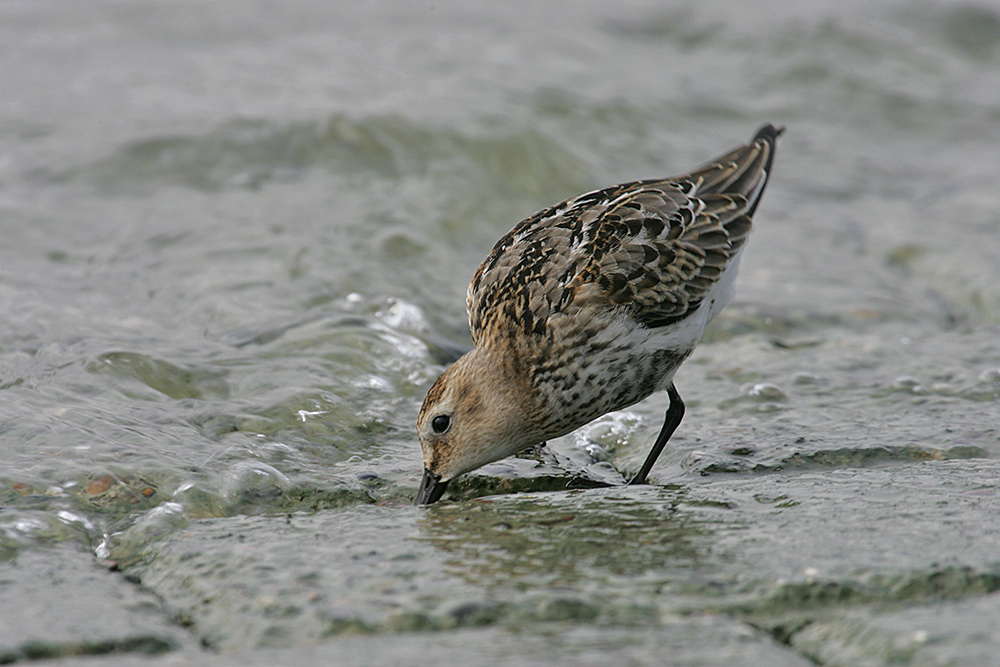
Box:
[2,0,1000,664]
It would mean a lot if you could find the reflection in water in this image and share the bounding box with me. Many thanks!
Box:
[417,487,710,597]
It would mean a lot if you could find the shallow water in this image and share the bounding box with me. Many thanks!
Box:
[2,0,1000,664]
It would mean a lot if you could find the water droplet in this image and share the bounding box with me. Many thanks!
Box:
[746,383,787,401]
[792,372,822,385]
[891,376,925,393]
[978,368,1000,384]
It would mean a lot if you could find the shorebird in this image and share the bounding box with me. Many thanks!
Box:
[415,124,782,504]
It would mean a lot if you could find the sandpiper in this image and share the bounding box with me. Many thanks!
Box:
[415,124,782,504]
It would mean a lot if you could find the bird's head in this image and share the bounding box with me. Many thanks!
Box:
[414,347,534,504]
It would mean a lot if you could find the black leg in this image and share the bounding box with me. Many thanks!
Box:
[628,383,685,486]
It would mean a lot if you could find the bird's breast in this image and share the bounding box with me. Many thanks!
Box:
[523,310,692,439]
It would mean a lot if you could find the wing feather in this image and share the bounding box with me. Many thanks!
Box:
[467,125,782,342]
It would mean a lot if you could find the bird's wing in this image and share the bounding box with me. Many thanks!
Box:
[467,125,782,341]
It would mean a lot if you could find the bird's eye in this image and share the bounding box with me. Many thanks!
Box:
[431,415,451,434]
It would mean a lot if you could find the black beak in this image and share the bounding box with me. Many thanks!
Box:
[415,468,449,505]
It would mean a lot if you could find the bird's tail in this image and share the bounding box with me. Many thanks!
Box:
[679,123,784,217]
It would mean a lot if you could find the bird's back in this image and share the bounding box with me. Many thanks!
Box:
[467,124,783,347]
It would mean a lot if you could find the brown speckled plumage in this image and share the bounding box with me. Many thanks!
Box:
[416,125,783,504]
